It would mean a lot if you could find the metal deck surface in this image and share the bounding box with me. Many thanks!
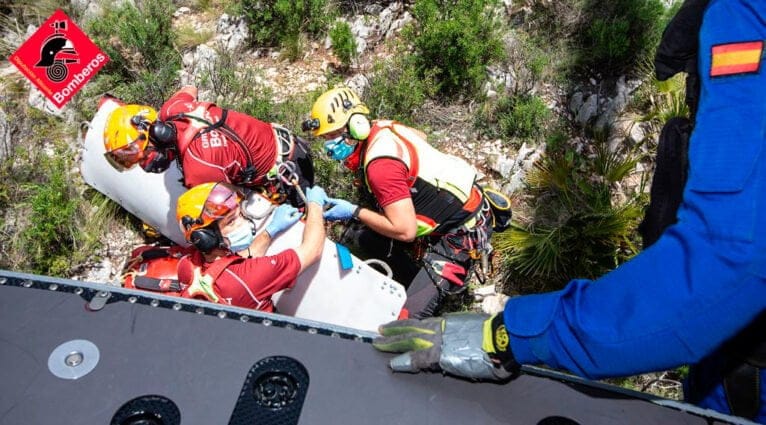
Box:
[0,270,747,425]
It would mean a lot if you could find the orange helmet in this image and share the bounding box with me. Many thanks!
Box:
[176,183,243,252]
[103,105,157,171]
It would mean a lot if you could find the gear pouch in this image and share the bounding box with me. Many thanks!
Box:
[484,188,512,232]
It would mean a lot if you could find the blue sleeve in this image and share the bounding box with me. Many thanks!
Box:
[504,0,766,380]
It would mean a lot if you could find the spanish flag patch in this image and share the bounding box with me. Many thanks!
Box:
[710,41,763,77]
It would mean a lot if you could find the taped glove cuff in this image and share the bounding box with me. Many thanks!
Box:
[439,314,515,381]
[482,314,520,376]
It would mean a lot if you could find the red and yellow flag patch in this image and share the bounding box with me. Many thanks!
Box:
[710,41,763,77]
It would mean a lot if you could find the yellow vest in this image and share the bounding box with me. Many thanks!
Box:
[363,120,478,236]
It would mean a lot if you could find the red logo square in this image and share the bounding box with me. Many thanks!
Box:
[8,9,109,108]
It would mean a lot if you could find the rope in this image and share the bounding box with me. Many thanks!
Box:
[277,161,307,206]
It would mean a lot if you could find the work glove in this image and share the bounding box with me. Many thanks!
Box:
[265,204,301,238]
[323,198,359,221]
[373,313,519,381]
[306,185,329,207]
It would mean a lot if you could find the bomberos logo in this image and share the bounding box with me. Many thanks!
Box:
[9,9,109,108]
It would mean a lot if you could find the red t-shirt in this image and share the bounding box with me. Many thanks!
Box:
[179,250,301,312]
[366,158,411,207]
[159,90,277,188]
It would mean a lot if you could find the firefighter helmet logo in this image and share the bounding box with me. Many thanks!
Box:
[9,9,108,108]
[35,20,79,83]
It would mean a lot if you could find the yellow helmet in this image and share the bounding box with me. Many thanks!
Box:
[103,105,157,171]
[305,87,370,137]
[176,183,243,250]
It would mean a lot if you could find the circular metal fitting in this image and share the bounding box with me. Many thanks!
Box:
[48,339,100,380]
[253,372,298,409]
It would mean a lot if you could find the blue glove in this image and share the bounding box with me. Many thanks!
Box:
[306,185,328,207]
[265,204,301,237]
[324,198,359,221]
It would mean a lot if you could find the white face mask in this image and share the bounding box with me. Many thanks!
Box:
[221,218,255,253]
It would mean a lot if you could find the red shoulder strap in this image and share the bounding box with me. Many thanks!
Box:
[366,121,419,186]
[202,254,244,281]
[178,251,243,284]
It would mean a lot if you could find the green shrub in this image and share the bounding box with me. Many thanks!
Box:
[404,0,505,98]
[645,73,690,123]
[525,45,549,81]
[577,0,665,74]
[475,94,551,142]
[237,90,317,133]
[527,0,584,42]
[83,0,180,107]
[310,148,358,202]
[14,156,80,276]
[240,0,335,53]
[176,24,214,51]
[10,167,117,277]
[329,21,357,69]
[364,54,437,124]
[0,84,117,278]
[501,95,550,140]
[495,141,644,293]
[509,31,554,83]
[196,46,264,109]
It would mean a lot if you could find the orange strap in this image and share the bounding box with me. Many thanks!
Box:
[366,121,420,187]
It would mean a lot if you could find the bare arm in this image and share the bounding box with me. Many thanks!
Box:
[294,202,325,274]
[358,198,417,242]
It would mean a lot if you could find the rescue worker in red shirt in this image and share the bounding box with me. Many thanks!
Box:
[304,88,509,319]
[103,86,314,206]
[175,182,327,312]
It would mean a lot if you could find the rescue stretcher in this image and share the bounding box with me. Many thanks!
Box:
[80,95,406,332]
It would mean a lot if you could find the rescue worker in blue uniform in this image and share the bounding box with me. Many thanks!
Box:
[373,0,766,422]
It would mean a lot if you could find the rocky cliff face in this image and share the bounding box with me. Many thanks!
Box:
[1,0,659,312]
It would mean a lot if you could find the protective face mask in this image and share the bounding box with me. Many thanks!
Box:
[222,218,255,253]
[324,135,356,161]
